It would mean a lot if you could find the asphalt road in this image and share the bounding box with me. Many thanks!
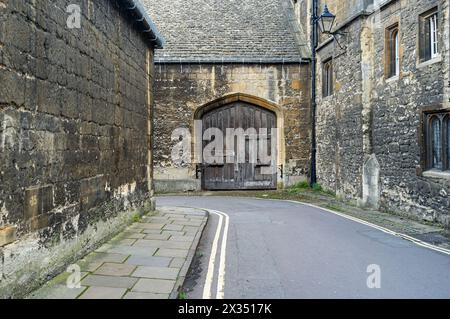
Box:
[157,196,450,299]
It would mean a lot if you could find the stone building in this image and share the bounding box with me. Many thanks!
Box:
[146,0,450,226]
[142,0,312,192]
[0,0,162,297]
[293,0,450,225]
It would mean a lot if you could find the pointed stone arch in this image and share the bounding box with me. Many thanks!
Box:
[193,93,283,120]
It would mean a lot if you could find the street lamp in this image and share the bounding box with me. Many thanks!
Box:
[317,5,336,34]
[316,5,345,49]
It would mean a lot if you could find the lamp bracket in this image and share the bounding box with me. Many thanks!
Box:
[330,31,347,51]
[333,30,348,36]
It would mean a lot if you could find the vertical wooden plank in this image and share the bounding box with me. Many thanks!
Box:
[218,109,224,184]
[211,111,218,182]
[224,107,232,183]
[202,114,207,189]
[231,105,238,189]
[269,111,277,188]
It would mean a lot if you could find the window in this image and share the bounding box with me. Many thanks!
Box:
[430,13,439,58]
[394,30,400,76]
[431,117,442,169]
[425,111,450,171]
[419,9,439,62]
[322,59,333,97]
[386,25,399,78]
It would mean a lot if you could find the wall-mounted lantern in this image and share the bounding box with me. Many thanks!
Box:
[315,5,346,50]
[317,5,336,34]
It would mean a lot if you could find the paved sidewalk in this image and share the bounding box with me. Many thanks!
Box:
[27,206,208,299]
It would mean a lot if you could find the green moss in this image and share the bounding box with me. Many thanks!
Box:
[284,181,336,198]
[178,291,188,299]
[325,204,345,213]
[293,181,311,189]
[132,213,142,223]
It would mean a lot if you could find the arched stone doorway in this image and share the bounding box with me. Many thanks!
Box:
[193,93,285,190]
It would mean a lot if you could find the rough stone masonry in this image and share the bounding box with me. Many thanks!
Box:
[142,0,312,192]
[0,0,161,298]
[306,0,450,226]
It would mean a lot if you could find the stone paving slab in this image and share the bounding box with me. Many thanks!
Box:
[161,230,186,236]
[122,232,146,239]
[123,292,169,299]
[85,252,129,264]
[28,284,88,299]
[183,226,202,233]
[81,275,138,289]
[134,223,165,230]
[163,224,184,231]
[170,235,195,242]
[144,233,171,240]
[115,238,137,246]
[169,258,186,268]
[155,248,189,258]
[94,263,137,277]
[79,287,127,299]
[132,278,176,294]
[132,266,179,280]
[125,255,172,267]
[134,239,192,250]
[142,229,165,234]
[172,220,204,227]
[106,245,158,257]
[27,206,208,299]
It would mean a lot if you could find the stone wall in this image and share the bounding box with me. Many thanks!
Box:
[316,18,366,202]
[314,0,450,226]
[153,63,311,191]
[444,0,450,108]
[319,0,371,25]
[0,0,155,297]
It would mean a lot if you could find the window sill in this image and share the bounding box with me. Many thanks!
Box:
[417,55,442,69]
[422,169,450,180]
[385,75,399,83]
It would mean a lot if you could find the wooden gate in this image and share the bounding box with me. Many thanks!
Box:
[201,101,277,190]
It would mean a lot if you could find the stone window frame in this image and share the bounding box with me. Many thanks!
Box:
[420,106,450,178]
[322,58,334,98]
[384,22,400,80]
[417,5,441,66]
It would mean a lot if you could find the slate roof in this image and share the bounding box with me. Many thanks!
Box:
[141,0,309,63]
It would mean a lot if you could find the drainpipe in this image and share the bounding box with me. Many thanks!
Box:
[310,0,318,186]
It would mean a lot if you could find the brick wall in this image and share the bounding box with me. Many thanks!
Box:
[0,0,155,297]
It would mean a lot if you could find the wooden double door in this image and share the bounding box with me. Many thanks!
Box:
[201,102,277,190]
